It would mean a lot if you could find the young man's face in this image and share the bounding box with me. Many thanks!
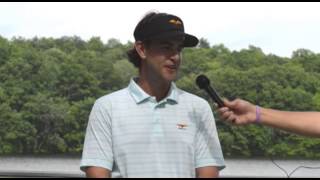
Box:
[141,37,184,82]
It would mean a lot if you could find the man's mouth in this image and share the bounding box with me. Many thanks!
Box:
[165,65,178,70]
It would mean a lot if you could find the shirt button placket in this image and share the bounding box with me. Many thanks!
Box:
[152,101,163,136]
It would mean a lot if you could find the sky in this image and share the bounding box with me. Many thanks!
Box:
[1,2,320,57]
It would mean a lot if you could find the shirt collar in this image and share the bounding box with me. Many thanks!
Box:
[127,77,179,104]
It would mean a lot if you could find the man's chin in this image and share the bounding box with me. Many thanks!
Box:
[161,69,178,82]
[163,74,177,82]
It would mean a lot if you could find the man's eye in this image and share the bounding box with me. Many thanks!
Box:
[162,46,171,50]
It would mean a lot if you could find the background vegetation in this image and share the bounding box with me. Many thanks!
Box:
[1,36,319,158]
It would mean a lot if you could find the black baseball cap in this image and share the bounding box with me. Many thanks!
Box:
[134,13,199,47]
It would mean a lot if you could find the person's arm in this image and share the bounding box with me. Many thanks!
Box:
[196,166,219,178]
[218,99,320,138]
[85,167,111,178]
[195,101,225,178]
[80,99,114,177]
[258,107,320,137]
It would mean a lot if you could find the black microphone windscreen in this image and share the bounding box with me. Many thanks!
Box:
[196,75,210,89]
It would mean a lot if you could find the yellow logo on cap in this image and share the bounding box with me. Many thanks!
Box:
[169,19,182,25]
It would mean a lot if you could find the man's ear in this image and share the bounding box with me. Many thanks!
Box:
[135,41,146,60]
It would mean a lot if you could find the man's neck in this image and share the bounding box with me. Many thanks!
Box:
[137,76,171,102]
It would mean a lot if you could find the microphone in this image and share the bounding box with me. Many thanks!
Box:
[196,75,224,107]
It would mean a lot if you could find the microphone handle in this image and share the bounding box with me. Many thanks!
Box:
[205,86,224,107]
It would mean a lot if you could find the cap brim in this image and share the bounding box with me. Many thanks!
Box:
[146,32,199,47]
[184,33,199,47]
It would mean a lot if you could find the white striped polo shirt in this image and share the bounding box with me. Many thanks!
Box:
[80,78,225,177]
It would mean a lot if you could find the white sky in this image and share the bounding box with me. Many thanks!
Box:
[1,2,320,57]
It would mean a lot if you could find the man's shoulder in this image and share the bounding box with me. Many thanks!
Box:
[177,88,209,107]
[96,87,129,104]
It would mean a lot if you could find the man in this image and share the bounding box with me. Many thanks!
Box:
[80,12,225,178]
[218,98,320,138]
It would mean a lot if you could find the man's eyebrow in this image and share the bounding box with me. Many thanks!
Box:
[158,41,172,45]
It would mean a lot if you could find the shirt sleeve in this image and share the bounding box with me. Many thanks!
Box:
[195,101,225,170]
[80,99,113,172]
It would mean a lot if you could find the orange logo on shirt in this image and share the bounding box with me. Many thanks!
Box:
[177,123,188,129]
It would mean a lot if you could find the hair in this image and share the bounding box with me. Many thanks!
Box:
[126,11,167,68]
[126,47,142,68]
[126,40,152,68]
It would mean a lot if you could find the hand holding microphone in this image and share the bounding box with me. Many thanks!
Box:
[196,75,241,124]
[195,75,253,124]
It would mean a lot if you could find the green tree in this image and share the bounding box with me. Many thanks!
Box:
[197,38,210,48]
[21,93,70,154]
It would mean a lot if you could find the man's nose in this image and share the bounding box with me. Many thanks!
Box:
[169,50,180,61]
[170,51,181,62]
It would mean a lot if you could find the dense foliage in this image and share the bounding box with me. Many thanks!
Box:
[1,35,319,158]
